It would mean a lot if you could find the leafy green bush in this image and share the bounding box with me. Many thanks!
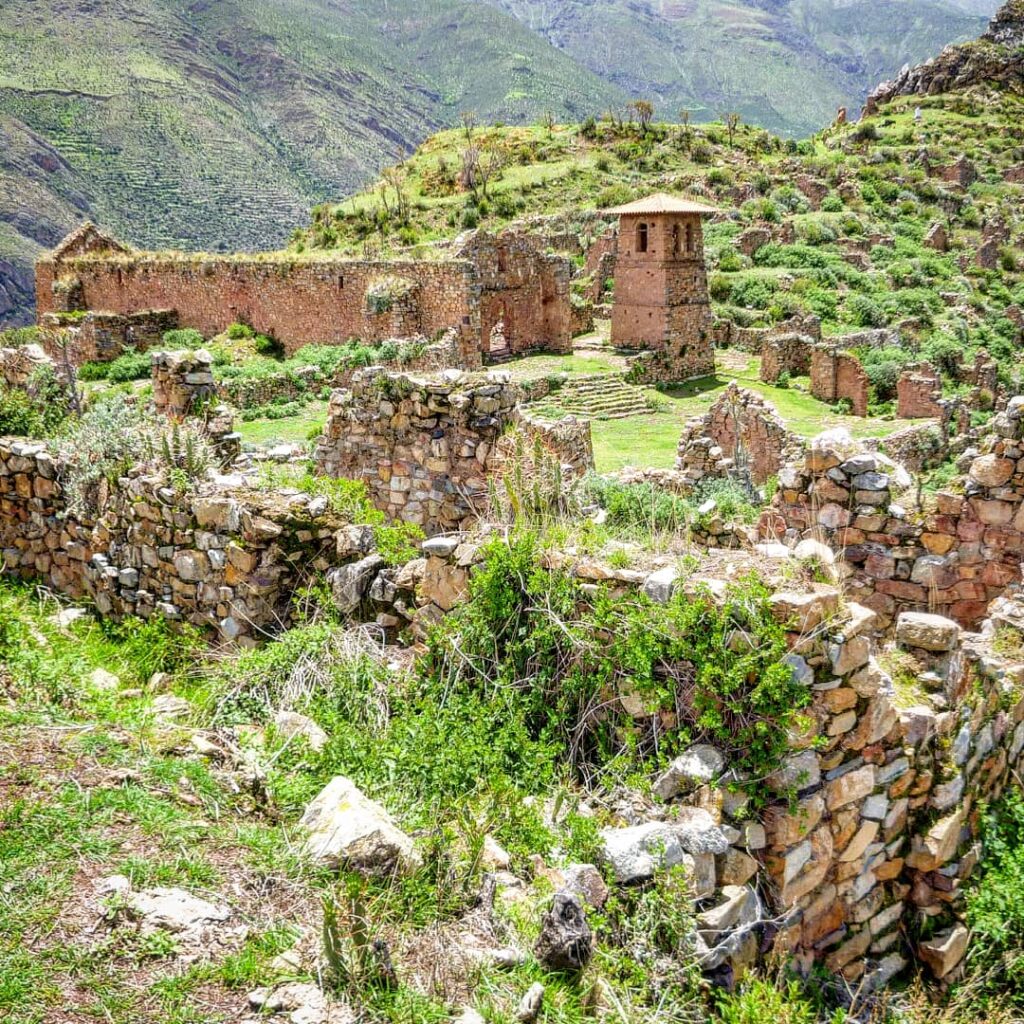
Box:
[106,350,152,383]
[861,347,911,402]
[0,368,69,439]
[162,328,205,349]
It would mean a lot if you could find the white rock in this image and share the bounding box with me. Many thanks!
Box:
[89,668,120,691]
[274,710,328,752]
[652,744,725,799]
[300,776,421,875]
[129,887,230,934]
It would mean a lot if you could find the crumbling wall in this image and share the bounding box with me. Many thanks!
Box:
[458,231,572,358]
[314,368,593,534]
[675,384,804,487]
[764,402,1024,628]
[0,438,351,642]
[40,309,178,364]
[810,346,869,417]
[760,333,812,383]
[897,363,945,419]
[415,541,1024,987]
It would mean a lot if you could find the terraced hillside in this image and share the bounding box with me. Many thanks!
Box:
[1,0,1006,328]
[302,23,1024,420]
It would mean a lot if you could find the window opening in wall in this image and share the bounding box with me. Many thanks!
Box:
[671,224,680,256]
[497,249,507,273]
[685,223,694,253]
[637,222,649,253]
[338,275,345,289]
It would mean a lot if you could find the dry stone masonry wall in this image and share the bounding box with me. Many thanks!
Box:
[765,401,1024,629]
[315,368,594,534]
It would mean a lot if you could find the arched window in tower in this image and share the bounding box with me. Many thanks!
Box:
[671,224,680,256]
[636,222,649,253]
[685,222,694,254]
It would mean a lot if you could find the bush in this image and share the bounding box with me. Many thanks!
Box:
[965,790,1024,1009]
[846,294,888,328]
[861,346,911,402]
[0,368,69,438]
[105,350,152,383]
[162,328,205,349]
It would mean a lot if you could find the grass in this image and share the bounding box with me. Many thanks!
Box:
[235,400,328,447]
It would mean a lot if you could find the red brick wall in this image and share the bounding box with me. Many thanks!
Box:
[897,365,945,420]
[36,256,479,360]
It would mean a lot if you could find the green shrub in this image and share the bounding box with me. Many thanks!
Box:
[105,350,152,383]
[0,368,69,439]
[964,790,1024,1008]
[162,328,205,349]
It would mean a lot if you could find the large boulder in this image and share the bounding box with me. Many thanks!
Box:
[300,776,421,875]
[329,555,385,614]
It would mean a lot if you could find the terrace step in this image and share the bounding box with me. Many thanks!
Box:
[530,373,652,420]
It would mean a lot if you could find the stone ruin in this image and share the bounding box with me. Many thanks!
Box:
[896,362,946,420]
[764,398,1024,629]
[314,368,594,534]
[675,384,805,488]
[758,329,869,418]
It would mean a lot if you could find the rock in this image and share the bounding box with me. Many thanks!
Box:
[422,534,463,558]
[89,667,120,691]
[55,607,88,629]
[129,887,230,935]
[896,612,960,652]
[907,809,964,872]
[770,588,840,631]
[652,744,725,799]
[480,835,511,871]
[718,848,759,886]
[697,884,759,941]
[825,764,875,811]
[768,750,821,793]
[563,863,608,908]
[642,566,678,604]
[329,554,385,614]
[598,817,721,889]
[274,710,328,752]
[533,892,592,972]
[453,1011,486,1024]
[920,924,969,979]
[152,694,191,720]
[300,776,421,875]
[969,454,1015,487]
[516,983,545,1023]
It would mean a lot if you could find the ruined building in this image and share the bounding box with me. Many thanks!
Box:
[605,193,717,382]
[34,223,572,367]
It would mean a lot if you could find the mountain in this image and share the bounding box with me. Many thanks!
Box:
[0,0,625,328]
[484,0,998,134]
[0,0,1002,328]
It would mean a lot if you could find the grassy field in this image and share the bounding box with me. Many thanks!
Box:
[235,401,328,447]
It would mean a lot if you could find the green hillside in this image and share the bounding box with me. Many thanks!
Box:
[486,0,993,134]
[0,0,625,327]
[300,80,1024,407]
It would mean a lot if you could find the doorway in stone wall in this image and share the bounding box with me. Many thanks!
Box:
[487,303,513,362]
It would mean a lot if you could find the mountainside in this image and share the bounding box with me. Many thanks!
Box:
[485,0,996,133]
[0,0,1002,328]
[0,0,625,327]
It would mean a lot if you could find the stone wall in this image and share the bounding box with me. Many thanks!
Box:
[40,309,178,364]
[414,538,1024,987]
[458,231,572,359]
[36,225,576,369]
[0,343,54,387]
[810,346,869,417]
[897,363,945,419]
[760,333,812,383]
[152,350,217,419]
[675,384,804,487]
[0,438,355,643]
[36,253,480,363]
[314,369,594,534]
[763,404,1024,629]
